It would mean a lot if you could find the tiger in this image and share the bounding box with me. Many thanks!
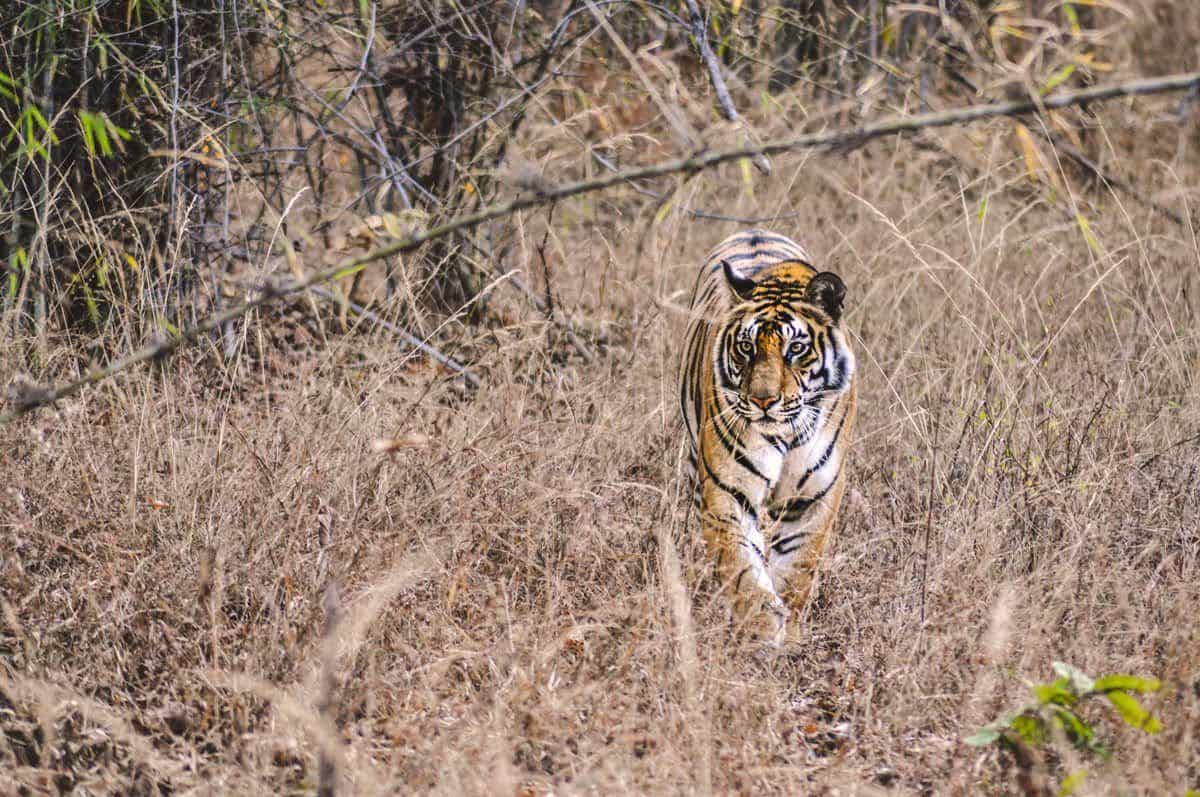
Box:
[678,229,857,646]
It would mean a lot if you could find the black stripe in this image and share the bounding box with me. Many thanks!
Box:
[770,529,809,555]
[699,454,758,521]
[792,398,846,492]
[718,248,798,265]
[741,537,767,561]
[739,230,802,248]
[823,333,847,392]
[717,330,739,387]
[709,397,768,483]
[767,467,840,524]
[808,330,830,384]
[762,431,790,454]
[719,231,807,253]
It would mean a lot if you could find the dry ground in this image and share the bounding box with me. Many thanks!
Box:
[4,84,1200,796]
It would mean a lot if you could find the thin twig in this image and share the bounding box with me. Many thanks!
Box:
[681,0,771,175]
[1047,133,1186,226]
[584,0,699,150]
[1138,430,1200,470]
[308,286,480,388]
[588,149,799,223]
[4,71,1199,425]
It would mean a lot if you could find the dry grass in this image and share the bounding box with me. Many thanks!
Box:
[4,17,1200,797]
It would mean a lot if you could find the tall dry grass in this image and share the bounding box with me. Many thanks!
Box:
[3,1,1200,795]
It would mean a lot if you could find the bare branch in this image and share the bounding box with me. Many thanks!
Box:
[681,0,771,175]
[308,287,480,388]
[4,70,1199,425]
[585,0,700,150]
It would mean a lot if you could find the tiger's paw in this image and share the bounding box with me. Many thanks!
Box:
[731,597,788,649]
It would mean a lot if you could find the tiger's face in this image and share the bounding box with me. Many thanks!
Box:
[716,261,850,431]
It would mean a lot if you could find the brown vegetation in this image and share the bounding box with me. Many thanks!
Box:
[2,1,1199,794]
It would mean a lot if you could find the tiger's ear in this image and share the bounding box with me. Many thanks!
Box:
[805,271,846,322]
[722,259,757,301]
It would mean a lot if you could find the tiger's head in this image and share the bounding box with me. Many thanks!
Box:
[715,259,854,431]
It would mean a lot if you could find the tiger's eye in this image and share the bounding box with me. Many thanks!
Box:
[735,339,754,358]
[788,340,810,358]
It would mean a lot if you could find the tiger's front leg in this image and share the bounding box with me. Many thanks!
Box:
[766,475,848,618]
[699,478,787,646]
[768,386,857,633]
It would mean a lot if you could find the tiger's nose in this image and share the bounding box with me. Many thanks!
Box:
[748,393,779,410]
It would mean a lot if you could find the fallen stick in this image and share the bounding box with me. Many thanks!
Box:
[4,70,1199,425]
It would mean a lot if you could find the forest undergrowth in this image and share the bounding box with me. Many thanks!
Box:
[2,1,1199,794]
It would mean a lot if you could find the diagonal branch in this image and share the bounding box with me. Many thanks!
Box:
[4,70,1199,425]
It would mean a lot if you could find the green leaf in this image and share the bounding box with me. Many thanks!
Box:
[1074,214,1102,256]
[965,711,1017,747]
[106,115,131,142]
[1053,662,1095,693]
[1050,706,1099,752]
[79,111,97,156]
[1063,3,1081,35]
[94,119,112,156]
[330,263,365,281]
[0,71,15,103]
[1106,691,1161,734]
[1034,677,1078,707]
[7,247,28,296]
[1041,64,1076,95]
[1012,713,1048,745]
[1058,769,1087,796]
[159,318,181,338]
[26,105,57,142]
[1093,674,1161,694]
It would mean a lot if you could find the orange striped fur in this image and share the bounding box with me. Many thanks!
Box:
[679,230,857,645]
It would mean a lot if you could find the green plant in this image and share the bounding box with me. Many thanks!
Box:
[967,662,1164,794]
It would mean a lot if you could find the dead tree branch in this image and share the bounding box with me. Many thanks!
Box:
[4,70,1199,425]
[681,0,771,175]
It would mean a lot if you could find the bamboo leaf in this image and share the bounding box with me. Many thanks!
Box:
[1075,213,1102,255]
[739,157,754,200]
[1063,3,1081,36]
[79,112,97,156]
[1050,706,1098,751]
[1011,713,1048,745]
[964,728,1000,746]
[1042,64,1076,94]
[0,71,16,103]
[331,263,366,281]
[1013,122,1042,182]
